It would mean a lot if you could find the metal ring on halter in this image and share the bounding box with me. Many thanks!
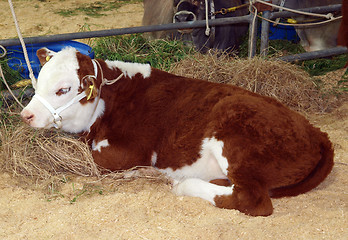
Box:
[53,113,63,129]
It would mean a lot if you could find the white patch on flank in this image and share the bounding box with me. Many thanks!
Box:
[92,139,109,152]
[173,178,234,205]
[151,152,158,166]
[159,137,228,181]
[105,60,151,79]
[202,137,229,176]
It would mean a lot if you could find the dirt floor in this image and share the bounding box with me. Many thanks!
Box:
[0,1,347,239]
[0,0,143,40]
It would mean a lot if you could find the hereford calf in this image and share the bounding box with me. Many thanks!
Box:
[21,47,334,216]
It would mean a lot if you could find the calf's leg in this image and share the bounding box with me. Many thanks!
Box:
[214,181,273,216]
[173,178,234,205]
[173,178,272,216]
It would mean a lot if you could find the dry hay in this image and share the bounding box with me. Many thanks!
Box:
[170,52,345,113]
[0,117,167,187]
[0,120,99,181]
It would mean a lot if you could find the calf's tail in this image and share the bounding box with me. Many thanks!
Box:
[269,134,334,198]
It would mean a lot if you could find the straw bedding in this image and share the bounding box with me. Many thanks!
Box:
[170,53,345,113]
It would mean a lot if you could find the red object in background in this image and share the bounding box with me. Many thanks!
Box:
[337,0,348,47]
[337,0,348,67]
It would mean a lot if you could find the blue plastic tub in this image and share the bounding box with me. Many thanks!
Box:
[6,40,94,79]
[269,25,299,42]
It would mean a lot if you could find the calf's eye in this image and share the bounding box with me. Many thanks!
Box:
[56,87,71,96]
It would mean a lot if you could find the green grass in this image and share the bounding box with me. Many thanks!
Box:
[92,34,196,70]
[339,69,348,92]
[55,0,142,18]
[299,54,348,76]
[239,38,306,58]
[0,58,26,108]
[45,176,105,203]
[265,40,348,77]
[0,59,22,108]
[0,59,22,90]
[240,37,348,77]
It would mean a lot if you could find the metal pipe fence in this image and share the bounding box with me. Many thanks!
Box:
[0,3,345,62]
[259,3,346,60]
[0,15,252,47]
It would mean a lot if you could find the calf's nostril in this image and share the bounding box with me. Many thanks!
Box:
[21,111,35,124]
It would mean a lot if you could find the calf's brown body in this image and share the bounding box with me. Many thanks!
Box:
[75,54,334,216]
[25,50,334,216]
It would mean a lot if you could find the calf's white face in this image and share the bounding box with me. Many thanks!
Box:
[21,47,103,133]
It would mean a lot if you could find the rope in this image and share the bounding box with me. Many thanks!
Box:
[0,45,6,58]
[0,0,38,109]
[205,0,211,36]
[254,0,337,20]
[84,59,124,129]
[248,2,258,59]
[255,12,342,27]
[8,0,37,87]
[249,0,342,27]
[93,59,124,89]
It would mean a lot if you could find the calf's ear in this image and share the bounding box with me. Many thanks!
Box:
[83,77,98,101]
[36,48,56,66]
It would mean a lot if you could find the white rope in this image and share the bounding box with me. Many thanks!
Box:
[84,59,123,130]
[254,0,336,20]
[255,11,342,27]
[248,2,258,58]
[0,45,6,58]
[205,0,211,36]
[249,0,342,27]
[8,0,37,87]
[92,59,124,88]
[0,0,37,109]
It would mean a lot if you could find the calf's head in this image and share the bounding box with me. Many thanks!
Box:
[21,47,103,133]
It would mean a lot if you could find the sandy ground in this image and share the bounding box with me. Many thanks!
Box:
[0,104,347,240]
[0,1,347,239]
[0,0,143,40]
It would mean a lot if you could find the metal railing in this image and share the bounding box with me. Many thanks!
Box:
[259,3,346,61]
[0,3,345,62]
